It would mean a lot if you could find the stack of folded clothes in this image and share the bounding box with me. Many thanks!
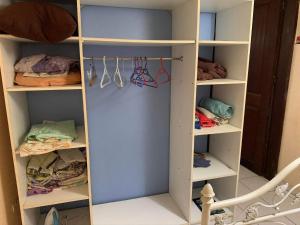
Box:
[195,97,233,129]
[197,58,227,81]
[27,149,87,196]
[18,120,78,157]
[14,54,81,87]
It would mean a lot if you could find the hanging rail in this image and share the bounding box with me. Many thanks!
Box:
[83,56,184,61]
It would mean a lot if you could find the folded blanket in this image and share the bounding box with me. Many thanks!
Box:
[14,54,46,73]
[25,120,77,142]
[14,70,81,87]
[58,148,86,163]
[195,110,216,128]
[199,98,233,119]
[15,54,79,74]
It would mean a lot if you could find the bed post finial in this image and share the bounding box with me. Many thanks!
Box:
[201,183,215,225]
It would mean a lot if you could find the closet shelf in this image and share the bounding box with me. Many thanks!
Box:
[92,193,188,225]
[23,184,89,209]
[38,207,90,225]
[194,124,241,136]
[196,79,246,86]
[200,0,253,12]
[0,34,79,43]
[6,85,83,92]
[80,0,189,10]
[15,126,86,156]
[199,40,249,46]
[192,153,237,182]
[82,37,195,46]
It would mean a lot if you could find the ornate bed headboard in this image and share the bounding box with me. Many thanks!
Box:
[200,158,300,225]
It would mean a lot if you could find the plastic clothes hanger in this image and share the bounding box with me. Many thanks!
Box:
[130,57,145,87]
[142,57,158,88]
[100,56,112,88]
[113,57,124,88]
[155,57,171,85]
[87,57,97,87]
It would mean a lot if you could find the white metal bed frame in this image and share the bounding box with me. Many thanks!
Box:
[201,158,300,225]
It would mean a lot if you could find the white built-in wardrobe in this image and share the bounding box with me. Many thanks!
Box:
[0,0,253,224]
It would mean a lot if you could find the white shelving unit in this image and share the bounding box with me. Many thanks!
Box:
[0,0,253,224]
[191,0,253,221]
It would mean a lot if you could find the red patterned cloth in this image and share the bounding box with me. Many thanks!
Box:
[195,110,216,128]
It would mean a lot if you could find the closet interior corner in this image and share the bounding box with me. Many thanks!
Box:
[0,0,254,224]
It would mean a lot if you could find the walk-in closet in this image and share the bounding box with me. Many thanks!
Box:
[0,0,253,224]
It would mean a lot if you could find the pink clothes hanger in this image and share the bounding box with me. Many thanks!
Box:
[155,57,171,85]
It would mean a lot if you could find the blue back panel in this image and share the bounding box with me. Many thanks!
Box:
[81,6,172,40]
[27,91,84,126]
[199,13,216,40]
[84,45,171,204]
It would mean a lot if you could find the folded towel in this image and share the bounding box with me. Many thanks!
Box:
[197,107,229,125]
[25,120,77,142]
[199,98,233,119]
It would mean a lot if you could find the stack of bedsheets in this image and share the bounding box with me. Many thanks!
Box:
[27,149,87,196]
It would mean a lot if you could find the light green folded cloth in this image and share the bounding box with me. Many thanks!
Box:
[25,120,77,142]
[199,98,233,119]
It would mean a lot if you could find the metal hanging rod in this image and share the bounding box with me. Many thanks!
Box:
[83,56,183,61]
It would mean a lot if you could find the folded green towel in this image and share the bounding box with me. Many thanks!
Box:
[199,98,233,119]
[25,120,77,142]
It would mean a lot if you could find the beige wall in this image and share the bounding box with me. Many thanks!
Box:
[278,8,300,186]
[0,72,21,225]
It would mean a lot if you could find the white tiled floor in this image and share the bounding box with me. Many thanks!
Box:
[237,166,300,225]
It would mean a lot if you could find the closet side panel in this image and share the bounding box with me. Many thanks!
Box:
[170,0,199,220]
[0,72,21,225]
[170,44,198,220]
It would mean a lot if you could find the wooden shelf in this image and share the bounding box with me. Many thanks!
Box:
[80,0,188,10]
[38,207,90,225]
[0,34,79,43]
[196,79,246,86]
[92,193,188,225]
[199,40,249,46]
[82,37,195,46]
[192,153,237,182]
[16,126,86,156]
[200,0,253,12]
[23,184,89,209]
[194,124,241,136]
[7,84,83,92]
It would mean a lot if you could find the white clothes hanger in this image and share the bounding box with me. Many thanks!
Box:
[113,57,124,88]
[87,57,97,87]
[100,56,112,88]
